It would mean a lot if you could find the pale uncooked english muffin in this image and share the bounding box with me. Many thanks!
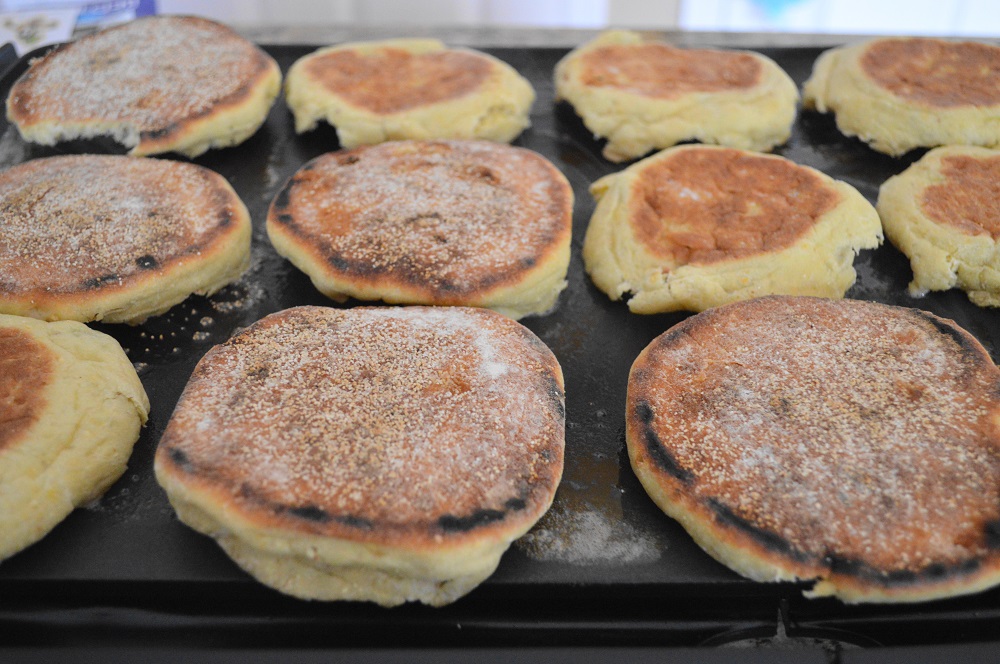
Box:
[154,305,565,607]
[803,37,1000,156]
[878,145,1000,307]
[0,154,252,324]
[0,314,149,562]
[582,144,883,314]
[554,30,799,162]
[627,295,1000,604]
[267,140,573,319]
[6,15,281,157]
[284,38,534,147]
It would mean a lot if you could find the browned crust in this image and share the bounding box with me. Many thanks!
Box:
[155,305,565,551]
[627,147,840,266]
[7,15,278,149]
[627,295,1000,599]
[0,155,247,312]
[299,47,493,115]
[860,38,1000,108]
[920,153,1000,240]
[0,326,53,453]
[578,43,763,99]
[267,140,572,304]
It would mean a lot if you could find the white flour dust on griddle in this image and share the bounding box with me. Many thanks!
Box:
[0,126,31,167]
[210,242,270,316]
[517,503,660,565]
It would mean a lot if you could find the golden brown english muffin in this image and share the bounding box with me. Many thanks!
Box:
[0,154,251,324]
[803,37,1000,156]
[877,145,1000,307]
[6,15,281,158]
[554,30,799,162]
[1,313,149,562]
[284,38,534,147]
[627,295,1000,604]
[267,140,573,319]
[154,305,565,607]
[582,144,882,314]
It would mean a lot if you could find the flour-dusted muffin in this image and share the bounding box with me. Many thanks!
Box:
[6,15,281,158]
[582,145,882,314]
[0,314,149,562]
[877,145,1000,307]
[627,295,1000,603]
[0,154,252,324]
[267,140,572,319]
[284,38,534,148]
[803,37,1000,156]
[154,305,565,606]
[555,30,798,162]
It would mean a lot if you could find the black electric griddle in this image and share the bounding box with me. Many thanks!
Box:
[1,43,1000,661]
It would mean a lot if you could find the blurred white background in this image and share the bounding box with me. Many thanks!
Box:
[1,0,999,35]
[159,0,1000,35]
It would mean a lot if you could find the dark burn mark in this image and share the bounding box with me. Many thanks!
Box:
[167,447,194,472]
[634,400,693,484]
[520,256,536,268]
[916,311,975,355]
[83,273,120,289]
[439,508,507,532]
[326,254,351,272]
[709,498,810,562]
[271,184,292,215]
[337,514,373,530]
[822,553,982,586]
[548,379,566,419]
[286,505,332,523]
[135,254,158,270]
[218,208,233,227]
[140,123,177,141]
[922,563,948,580]
[276,213,294,226]
[656,326,688,348]
[282,505,373,530]
[984,519,1000,549]
[885,567,919,586]
[505,498,527,511]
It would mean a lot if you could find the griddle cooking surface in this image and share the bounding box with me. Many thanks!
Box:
[1,44,999,651]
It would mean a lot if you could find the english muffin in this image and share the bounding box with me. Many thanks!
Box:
[877,145,1000,307]
[1,313,149,562]
[554,30,798,162]
[0,154,252,324]
[6,15,281,158]
[284,38,534,148]
[627,295,1000,603]
[154,305,565,606]
[803,37,1000,156]
[267,140,573,319]
[582,144,882,314]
